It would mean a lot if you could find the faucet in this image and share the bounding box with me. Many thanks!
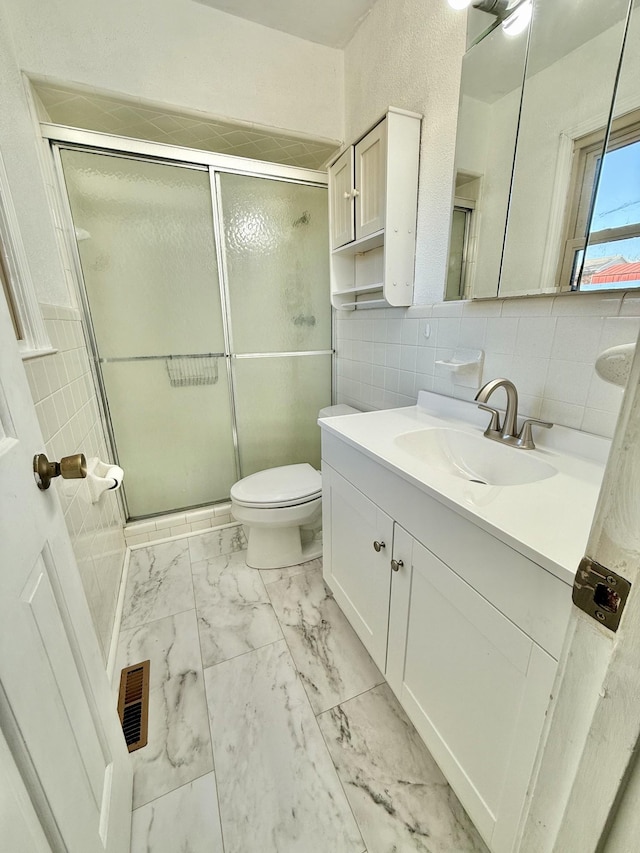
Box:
[475,378,553,449]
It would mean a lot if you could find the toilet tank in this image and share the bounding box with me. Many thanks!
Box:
[318,404,360,418]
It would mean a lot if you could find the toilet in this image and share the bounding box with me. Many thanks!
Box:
[230,404,359,570]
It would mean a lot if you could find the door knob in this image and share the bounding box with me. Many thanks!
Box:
[34,453,87,491]
[391,559,404,572]
[373,540,386,552]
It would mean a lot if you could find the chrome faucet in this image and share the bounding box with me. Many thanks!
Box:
[475,378,553,449]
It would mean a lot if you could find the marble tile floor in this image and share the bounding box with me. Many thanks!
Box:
[116,524,488,853]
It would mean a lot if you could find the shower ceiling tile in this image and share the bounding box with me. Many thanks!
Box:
[34,82,339,170]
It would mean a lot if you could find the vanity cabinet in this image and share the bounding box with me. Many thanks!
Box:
[321,432,572,853]
[328,108,421,310]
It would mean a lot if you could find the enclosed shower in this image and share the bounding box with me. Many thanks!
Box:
[55,141,331,520]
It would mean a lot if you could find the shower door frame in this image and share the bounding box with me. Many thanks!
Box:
[45,124,333,520]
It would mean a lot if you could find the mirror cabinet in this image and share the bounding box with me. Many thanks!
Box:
[447,0,640,301]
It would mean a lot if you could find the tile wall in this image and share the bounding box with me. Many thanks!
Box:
[24,303,126,662]
[335,292,640,439]
[124,502,235,547]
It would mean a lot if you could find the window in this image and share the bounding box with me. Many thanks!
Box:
[559,111,640,291]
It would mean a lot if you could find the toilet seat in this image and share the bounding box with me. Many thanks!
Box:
[230,463,322,509]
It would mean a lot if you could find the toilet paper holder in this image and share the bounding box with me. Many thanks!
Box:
[87,457,125,503]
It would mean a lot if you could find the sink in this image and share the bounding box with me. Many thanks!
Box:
[394,428,557,486]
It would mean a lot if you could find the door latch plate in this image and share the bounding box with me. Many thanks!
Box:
[572,556,631,633]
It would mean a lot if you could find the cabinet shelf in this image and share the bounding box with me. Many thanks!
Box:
[338,298,387,310]
[334,281,384,296]
[331,230,385,256]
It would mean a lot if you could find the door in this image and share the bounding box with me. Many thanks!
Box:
[0,287,132,849]
[322,464,393,670]
[58,149,237,518]
[354,119,387,239]
[328,147,355,248]
[217,171,332,476]
[387,532,556,852]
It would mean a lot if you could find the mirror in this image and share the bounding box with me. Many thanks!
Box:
[447,0,638,300]
[578,0,640,291]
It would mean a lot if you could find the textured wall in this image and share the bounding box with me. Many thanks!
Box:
[344,0,465,305]
[3,0,344,143]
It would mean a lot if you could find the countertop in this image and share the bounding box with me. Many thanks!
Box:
[319,391,611,585]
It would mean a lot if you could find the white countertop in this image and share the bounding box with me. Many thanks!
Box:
[319,392,611,585]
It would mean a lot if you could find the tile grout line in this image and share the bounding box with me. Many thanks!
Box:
[187,541,228,853]
[263,565,368,853]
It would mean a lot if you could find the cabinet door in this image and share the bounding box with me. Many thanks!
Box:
[322,465,393,671]
[387,535,557,853]
[328,147,355,249]
[354,119,387,239]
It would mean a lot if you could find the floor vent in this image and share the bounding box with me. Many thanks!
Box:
[117,661,150,752]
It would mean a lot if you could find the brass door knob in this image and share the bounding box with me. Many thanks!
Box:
[373,540,386,552]
[391,559,404,572]
[34,453,87,490]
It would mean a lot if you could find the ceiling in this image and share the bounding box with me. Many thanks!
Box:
[191,0,379,48]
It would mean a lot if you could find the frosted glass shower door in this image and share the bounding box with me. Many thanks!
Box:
[218,173,331,475]
[60,150,236,517]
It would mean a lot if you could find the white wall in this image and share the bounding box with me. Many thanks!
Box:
[3,0,344,144]
[344,0,465,305]
[0,11,70,305]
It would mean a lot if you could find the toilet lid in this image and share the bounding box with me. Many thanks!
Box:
[231,463,322,508]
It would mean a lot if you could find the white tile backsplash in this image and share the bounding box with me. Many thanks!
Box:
[335,293,640,437]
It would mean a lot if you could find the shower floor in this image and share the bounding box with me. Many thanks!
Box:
[116,524,488,853]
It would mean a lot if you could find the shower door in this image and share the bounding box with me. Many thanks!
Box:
[60,150,237,517]
[58,146,331,519]
[217,173,331,476]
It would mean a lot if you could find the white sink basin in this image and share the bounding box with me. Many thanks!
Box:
[394,428,557,486]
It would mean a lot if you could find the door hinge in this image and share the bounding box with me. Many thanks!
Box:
[572,556,631,633]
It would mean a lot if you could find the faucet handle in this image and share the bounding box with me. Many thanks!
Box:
[478,404,501,433]
[516,418,553,450]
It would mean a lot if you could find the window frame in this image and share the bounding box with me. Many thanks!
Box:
[558,110,640,292]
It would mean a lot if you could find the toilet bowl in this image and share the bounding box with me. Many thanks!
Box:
[231,404,359,570]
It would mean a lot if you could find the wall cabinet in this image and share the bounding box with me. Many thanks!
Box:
[321,434,572,853]
[328,108,421,310]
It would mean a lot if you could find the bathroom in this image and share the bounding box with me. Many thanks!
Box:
[2,0,640,851]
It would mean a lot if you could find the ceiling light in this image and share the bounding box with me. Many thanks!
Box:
[501,0,532,36]
[447,0,473,10]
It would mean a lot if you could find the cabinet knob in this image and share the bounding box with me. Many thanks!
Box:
[343,189,360,199]
[391,559,404,572]
[373,540,385,552]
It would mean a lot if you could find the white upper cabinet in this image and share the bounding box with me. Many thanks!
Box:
[327,108,421,310]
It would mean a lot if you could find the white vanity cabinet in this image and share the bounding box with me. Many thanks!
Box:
[328,107,421,310]
[321,431,572,853]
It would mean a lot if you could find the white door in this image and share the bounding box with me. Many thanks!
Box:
[387,532,556,853]
[322,464,393,670]
[0,287,132,851]
[354,119,387,240]
[328,146,355,249]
